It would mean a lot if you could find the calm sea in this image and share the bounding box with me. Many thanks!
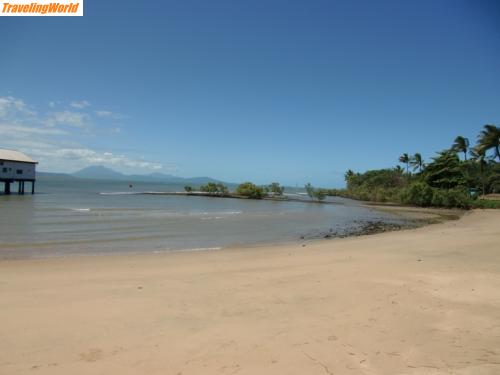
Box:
[0,176,407,259]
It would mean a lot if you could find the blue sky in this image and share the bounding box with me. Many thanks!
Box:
[1,0,499,186]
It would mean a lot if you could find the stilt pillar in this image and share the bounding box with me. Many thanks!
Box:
[31,180,35,194]
[4,181,11,194]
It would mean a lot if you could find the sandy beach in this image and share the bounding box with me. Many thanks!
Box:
[1,209,499,375]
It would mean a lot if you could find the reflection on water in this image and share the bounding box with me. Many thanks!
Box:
[0,177,406,258]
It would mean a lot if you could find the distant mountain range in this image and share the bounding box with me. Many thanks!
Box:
[38,165,227,185]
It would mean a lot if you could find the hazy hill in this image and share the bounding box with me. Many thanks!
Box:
[72,166,125,180]
[64,165,226,185]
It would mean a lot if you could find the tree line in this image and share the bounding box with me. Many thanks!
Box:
[183,181,327,201]
[184,181,286,199]
[328,124,499,209]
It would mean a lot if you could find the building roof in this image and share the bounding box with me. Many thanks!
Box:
[0,149,37,163]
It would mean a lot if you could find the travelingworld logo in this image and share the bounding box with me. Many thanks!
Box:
[1,0,83,16]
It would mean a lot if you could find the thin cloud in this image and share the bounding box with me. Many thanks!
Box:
[95,110,128,120]
[49,148,165,171]
[70,100,90,109]
[0,123,67,136]
[44,111,88,128]
[0,96,34,118]
[0,95,173,173]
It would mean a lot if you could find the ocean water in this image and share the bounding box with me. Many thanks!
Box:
[0,177,407,259]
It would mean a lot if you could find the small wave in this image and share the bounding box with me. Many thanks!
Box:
[190,210,242,216]
[189,247,222,251]
[70,208,91,212]
[180,246,223,252]
[99,192,140,195]
[152,246,222,254]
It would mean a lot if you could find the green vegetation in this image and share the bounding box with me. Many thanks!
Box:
[236,182,265,199]
[179,125,498,209]
[184,181,285,200]
[327,124,500,209]
[399,153,410,174]
[199,182,229,196]
[477,124,500,161]
[452,136,469,161]
[424,150,465,189]
[267,182,285,196]
[470,199,500,209]
[410,153,424,172]
[305,183,326,201]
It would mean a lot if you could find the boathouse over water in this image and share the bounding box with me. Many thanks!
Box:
[0,149,37,194]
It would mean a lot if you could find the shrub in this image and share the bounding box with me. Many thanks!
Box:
[313,189,326,201]
[236,182,265,199]
[200,182,219,193]
[199,182,229,195]
[216,183,229,195]
[305,183,326,201]
[471,199,500,209]
[268,182,285,196]
[441,189,471,209]
[401,182,434,206]
[431,189,446,207]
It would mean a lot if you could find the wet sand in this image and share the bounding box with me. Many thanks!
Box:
[1,209,499,374]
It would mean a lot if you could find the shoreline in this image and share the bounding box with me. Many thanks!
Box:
[0,203,462,261]
[1,209,499,374]
[0,210,500,375]
[362,202,465,221]
[114,190,341,205]
[0,206,475,265]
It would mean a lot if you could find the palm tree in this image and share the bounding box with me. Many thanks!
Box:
[344,169,355,189]
[399,153,410,174]
[470,147,488,196]
[410,153,424,172]
[476,124,499,161]
[452,136,470,161]
[344,169,354,181]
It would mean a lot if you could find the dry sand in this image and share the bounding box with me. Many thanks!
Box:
[1,209,499,375]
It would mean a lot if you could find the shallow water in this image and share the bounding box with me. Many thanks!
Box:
[0,177,407,258]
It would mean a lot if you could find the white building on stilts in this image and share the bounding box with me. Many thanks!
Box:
[0,149,37,195]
